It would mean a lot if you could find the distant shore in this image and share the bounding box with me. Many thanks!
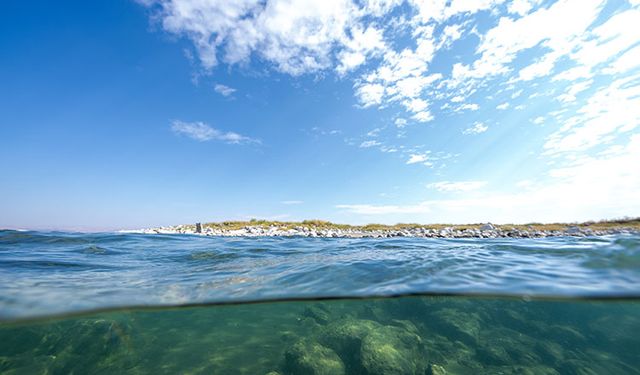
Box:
[129,218,640,238]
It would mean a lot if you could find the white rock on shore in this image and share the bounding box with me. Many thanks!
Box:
[126,223,636,239]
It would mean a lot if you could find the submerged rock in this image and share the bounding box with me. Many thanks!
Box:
[475,344,511,366]
[430,308,481,346]
[426,363,447,375]
[317,318,427,375]
[302,305,331,325]
[360,325,426,375]
[319,318,382,357]
[284,339,345,375]
[504,366,560,375]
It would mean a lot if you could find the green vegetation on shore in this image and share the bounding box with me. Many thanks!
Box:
[179,217,640,232]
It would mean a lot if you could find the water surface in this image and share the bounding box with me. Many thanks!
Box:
[0,230,639,374]
[1,230,638,320]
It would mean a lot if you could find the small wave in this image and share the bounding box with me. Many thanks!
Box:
[0,230,639,321]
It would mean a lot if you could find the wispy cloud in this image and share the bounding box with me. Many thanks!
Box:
[171,120,258,144]
[531,116,545,125]
[463,122,488,135]
[359,140,381,148]
[144,0,640,213]
[454,103,479,112]
[427,181,487,192]
[214,83,236,97]
[337,136,640,223]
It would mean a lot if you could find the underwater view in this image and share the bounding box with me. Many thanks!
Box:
[1,230,640,374]
[1,296,639,374]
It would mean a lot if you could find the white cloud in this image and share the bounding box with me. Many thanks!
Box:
[555,79,592,103]
[356,83,385,107]
[412,111,434,122]
[531,116,545,125]
[570,8,640,72]
[517,51,560,81]
[428,180,487,192]
[552,65,593,81]
[394,118,407,128]
[545,74,640,155]
[171,120,258,144]
[359,140,382,148]
[507,0,541,16]
[463,122,488,134]
[451,0,604,86]
[145,0,383,75]
[602,44,640,75]
[338,136,640,223]
[214,83,236,96]
[406,153,428,164]
[353,22,442,118]
[147,0,639,201]
[337,26,387,74]
[440,23,464,48]
[455,103,479,112]
[403,98,429,112]
[410,0,506,23]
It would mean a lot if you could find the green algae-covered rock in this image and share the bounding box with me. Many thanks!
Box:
[359,325,426,375]
[317,318,427,375]
[430,308,481,346]
[426,363,447,375]
[475,344,511,366]
[475,327,542,367]
[319,318,382,356]
[302,305,331,325]
[490,365,560,375]
[284,339,345,375]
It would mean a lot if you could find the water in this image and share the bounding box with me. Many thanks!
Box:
[1,230,639,374]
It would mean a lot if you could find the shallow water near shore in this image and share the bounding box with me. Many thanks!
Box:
[1,230,639,373]
[1,296,639,374]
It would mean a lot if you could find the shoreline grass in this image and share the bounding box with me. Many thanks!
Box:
[175,217,640,232]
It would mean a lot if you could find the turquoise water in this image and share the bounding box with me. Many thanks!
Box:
[1,230,639,374]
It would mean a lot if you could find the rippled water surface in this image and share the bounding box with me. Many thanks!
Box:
[1,230,639,374]
[1,230,639,319]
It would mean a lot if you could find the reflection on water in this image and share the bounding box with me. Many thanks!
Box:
[1,295,638,374]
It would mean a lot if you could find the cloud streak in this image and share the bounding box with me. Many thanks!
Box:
[462,122,488,135]
[171,120,258,144]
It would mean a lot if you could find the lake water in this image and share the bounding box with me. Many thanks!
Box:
[1,230,639,374]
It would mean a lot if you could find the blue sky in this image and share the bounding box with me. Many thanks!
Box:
[1,0,639,231]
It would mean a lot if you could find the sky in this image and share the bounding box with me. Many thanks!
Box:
[1,0,639,231]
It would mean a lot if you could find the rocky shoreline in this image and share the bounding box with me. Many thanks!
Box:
[131,223,638,239]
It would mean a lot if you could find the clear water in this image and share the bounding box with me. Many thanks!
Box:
[1,230,639,374]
